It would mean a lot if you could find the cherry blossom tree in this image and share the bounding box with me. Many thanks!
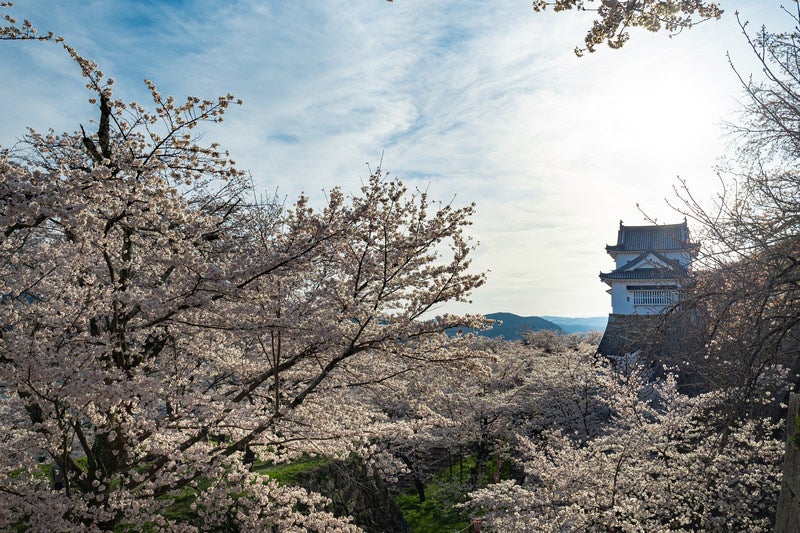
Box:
[0,7,486,530]
[386,0,723,55]
[532,0,723,55]
[367,333,609,507]
[464,363,786,531]
[424,334,610,486]
[656,4,800,415]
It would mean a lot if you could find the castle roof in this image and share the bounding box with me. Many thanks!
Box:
[599,267,686,281]
[605,221,699,254]
[599,250,691,284]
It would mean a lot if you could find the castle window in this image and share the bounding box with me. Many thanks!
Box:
[632,289,676,307]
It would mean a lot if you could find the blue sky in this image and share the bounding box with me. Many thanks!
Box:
[0,1,791,316]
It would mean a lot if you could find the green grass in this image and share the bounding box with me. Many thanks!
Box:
[396,453,514,532]
[395,460,475,533]
[396,491,471,533]
[252,454,330,484]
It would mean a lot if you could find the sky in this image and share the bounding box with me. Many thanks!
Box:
[0,1,792,317]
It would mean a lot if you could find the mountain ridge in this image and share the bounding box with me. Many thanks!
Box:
[447,313,608,340]
[542,315,608,333]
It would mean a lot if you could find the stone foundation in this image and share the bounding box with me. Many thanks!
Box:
[597,314,658,356]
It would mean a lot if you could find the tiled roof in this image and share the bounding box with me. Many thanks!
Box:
[599,267,688,281]
[606,222,699,253]
[617,250,680,272]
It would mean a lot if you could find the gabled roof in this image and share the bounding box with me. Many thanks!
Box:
[617,250,678,272]
[599,250,690,284]
[606,221,699,254]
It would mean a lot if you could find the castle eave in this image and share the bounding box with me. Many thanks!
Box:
[599,268,689,281]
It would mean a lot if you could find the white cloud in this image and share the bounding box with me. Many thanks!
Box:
[0,0,791,316]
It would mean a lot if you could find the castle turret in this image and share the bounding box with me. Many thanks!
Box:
[598,220,700,356]
[600,220,699,315]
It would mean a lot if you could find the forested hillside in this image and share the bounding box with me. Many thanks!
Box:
[447,312,562,340]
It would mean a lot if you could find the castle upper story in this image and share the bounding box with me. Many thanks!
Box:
[600,221,699,315]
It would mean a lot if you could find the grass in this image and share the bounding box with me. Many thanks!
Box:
[252,454,330,484]
[395,458,477,533]
[396,453,514,532]
[396,491,471,533]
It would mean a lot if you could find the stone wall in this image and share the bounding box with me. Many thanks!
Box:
[598,312,703,358]
[597,314,658,356]
[295,458,412,533]
[776,393,800,532]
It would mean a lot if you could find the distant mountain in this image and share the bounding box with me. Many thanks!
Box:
[541,316,608,333]
[447,312,562,340]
